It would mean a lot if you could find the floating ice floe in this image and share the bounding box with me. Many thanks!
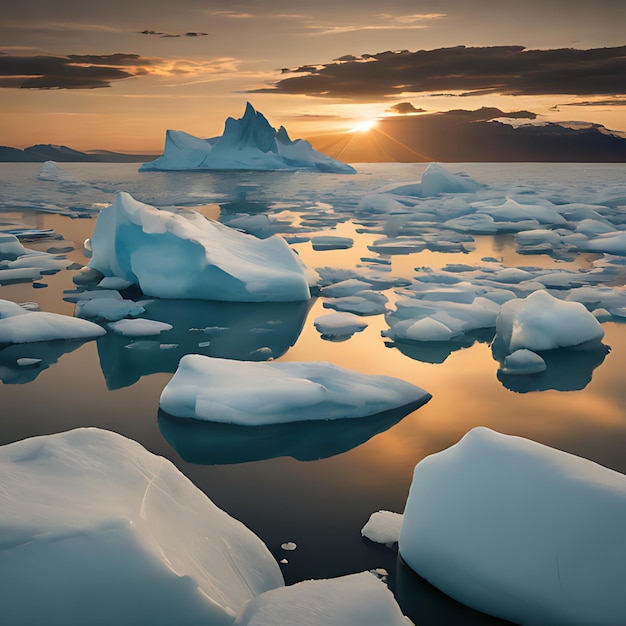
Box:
[159,354,430,425]
[581,231,626,255]
[233,572,408,626]
[399,427,626,626]
[0,298,105,344]
[313,312,368,340]
[376,163,483,197]
[75,295,145,322]
[109,318,173,337]
[494,289,605,354]
[87,192,313,302]
[37,160,79,183]
[0,233,70,284]
[361,510,403,545]
[140,103,355,174]
[498,348,546,375]
[311,235,354,251]
[0,428,284,625]
[322,291,389,316]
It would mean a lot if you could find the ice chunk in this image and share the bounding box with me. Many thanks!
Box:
[377,163,482,197]
[109,319,173,337]
[0,234,31,260]
[361,510,403,545]
[37,160,77,182]
[76,297,145,322]
[140,103,355,174]
[313,312,367,340]
[311,236,354,251]
[322,291,388,316]
[495,290,604,353]
[87,192,312,302]
[233,572,408,626]
[475,197,566,225]
[0,428,283,625]
[159,354,430,425]
[280,542,297,551]
[499,349,546,375]
[399,427,626,625]
[0,299,105,344]
[582,231,626,255]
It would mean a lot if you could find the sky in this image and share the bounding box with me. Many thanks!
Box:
[1,0,625,153]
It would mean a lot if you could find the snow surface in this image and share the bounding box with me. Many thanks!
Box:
[140,103,355,174]
[0,428,284,626]
[399,427,626,625]
[0,298,105,344]
[87,191,312,302]
[361,510,403,545]
[495,289,604,354]
[233,572,409,626]
[159,354,430,424]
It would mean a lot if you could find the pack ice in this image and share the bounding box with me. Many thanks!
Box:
[140,103,355,174]
[86,192,312,302]
[0,428,284,626]
[159,354,430,424]
[399,427,626,626]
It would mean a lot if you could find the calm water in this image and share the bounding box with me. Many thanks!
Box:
[2,162,626,624]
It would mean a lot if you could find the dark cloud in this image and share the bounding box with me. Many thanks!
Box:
[254,45,626,100]
[0,53,150,89]
[139,29,208,38]
[555,98,626,107]
[387,102,426,114]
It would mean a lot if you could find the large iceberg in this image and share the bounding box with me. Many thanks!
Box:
[87,192,313,302]
[159,354,430,425]
[399,427,626,625]
[233,572,408,626]
[140,103,355,174]
[0,428,283,626]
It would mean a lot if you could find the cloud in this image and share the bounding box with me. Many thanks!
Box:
[208,10,253,19]
[306,13,445,35]
[0,52,236,89]
[387,102,426,114]
[554,98,626,107]
[0,53,148,89]
[139,29,208,38]
[254,45,626,100]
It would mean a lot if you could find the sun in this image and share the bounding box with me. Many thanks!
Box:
[351,119,378,133]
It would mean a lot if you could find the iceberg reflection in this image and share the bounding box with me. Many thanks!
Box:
[97,298,311,389]
[158,399,429,464]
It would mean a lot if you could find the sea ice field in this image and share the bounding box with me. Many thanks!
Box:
[2,160,626,624]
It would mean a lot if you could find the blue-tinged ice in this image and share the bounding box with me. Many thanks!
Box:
[140,103,355,174]
[86,192,313,302]
[400,427,626,626]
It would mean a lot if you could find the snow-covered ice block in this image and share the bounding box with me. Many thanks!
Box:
[159,354,430,425]
[399,427,626,626]
[37,160,78,182]
[140,103,355,174]
[499,348,546,375]
[582,231,626,255]
[0,428,284,626]
[0,299,105,344]
[377,163,482,197]
[361,510,403,545]
[233,572,408,626]
[495,290,604,354]
[322,291,388,316]
[87,192,312,302]
[313,312,368,339]
[76,297,145,322]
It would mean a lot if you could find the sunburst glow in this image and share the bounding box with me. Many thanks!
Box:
[351,119,378,133]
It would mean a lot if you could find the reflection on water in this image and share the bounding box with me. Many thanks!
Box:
[97,298,311,389]
[158,398,430,464]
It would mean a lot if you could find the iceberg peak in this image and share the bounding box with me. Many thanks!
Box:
[140,103,355,173]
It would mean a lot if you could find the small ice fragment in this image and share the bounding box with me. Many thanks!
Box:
[361,511,403,545]
[279,559,288,564]
[108,319,173,337]
[280,542,297,551]
[198,341,211,348]
[17,358,42,367]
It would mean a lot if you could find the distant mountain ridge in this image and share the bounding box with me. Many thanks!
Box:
[0,144,157,163]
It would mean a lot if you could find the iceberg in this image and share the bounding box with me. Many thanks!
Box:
[0,298,105,344]
[494,289,605,354]
[399,427,626,626]
[87,192,313,302]
[233,572,408,626]
[140,103,355,174]
[0,428,284,626]
[159,354,430,425]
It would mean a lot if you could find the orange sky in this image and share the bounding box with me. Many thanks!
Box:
[1,0,625,153]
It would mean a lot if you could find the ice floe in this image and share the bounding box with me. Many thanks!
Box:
[233,572,408,626]
[0,428,284,625]
[140,103,355,174]
[361,510,403,546]
[87,191,313,302]
[399,427,626,626]
[159,354,430,425]
[0,298,105,344]
[313,312,368,340]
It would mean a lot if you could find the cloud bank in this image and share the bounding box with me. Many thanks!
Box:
[255,45,626,100]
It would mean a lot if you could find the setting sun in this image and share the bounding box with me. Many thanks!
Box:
[351,119,378,133]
